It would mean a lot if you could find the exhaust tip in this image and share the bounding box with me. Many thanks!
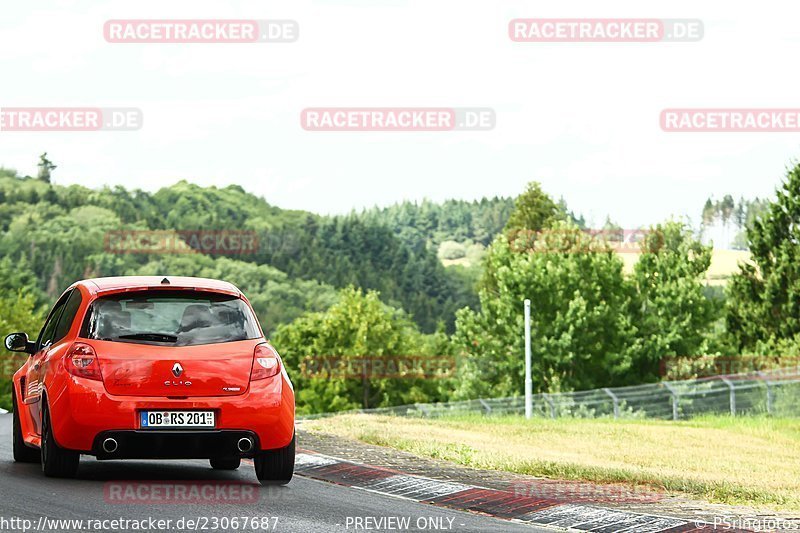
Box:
[102,437,118,454]
[237,437,253,453]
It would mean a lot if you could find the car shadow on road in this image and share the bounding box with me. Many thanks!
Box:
[73,458,251,481]
[5,457,294,507]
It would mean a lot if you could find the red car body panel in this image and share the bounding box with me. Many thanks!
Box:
[12,276,295,456]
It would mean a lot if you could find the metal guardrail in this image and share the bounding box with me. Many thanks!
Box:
[300,366,800,420]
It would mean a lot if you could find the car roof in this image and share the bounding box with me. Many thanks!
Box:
[76,276,241,296]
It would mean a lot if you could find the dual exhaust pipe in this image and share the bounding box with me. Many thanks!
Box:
[102,437,118,454]
[101,436,253,454]
[237,437,253,453]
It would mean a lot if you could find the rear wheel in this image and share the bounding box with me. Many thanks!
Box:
[210,457,241,470]
[254,433,295,485]
[12,390,40,463]
[40,399,79,478]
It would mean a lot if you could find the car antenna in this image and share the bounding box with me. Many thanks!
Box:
[161,277,170,285]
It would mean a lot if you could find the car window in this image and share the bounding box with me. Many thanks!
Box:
[52,289,83,345]
[36,293,70,351]
[82,290,261,347]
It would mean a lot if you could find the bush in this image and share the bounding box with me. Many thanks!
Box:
[272,286,452,414]
[0,379,10,412]
[0,290,46,411]
[438,240,466,260]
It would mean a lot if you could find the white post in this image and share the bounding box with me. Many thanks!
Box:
[524,299,532,419]
[720,377,736,417]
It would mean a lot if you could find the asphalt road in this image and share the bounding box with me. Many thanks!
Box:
[0,415,545,533]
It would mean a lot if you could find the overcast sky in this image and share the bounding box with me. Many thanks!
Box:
[0,0,798,228]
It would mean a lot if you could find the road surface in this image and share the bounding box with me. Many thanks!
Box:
[0,415,544,533]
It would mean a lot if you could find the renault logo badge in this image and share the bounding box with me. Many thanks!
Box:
[172,362,184,378]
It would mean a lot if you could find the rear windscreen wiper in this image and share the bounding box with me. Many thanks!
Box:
[116,333,178,343]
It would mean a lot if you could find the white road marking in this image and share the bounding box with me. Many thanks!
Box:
[364,474,472,498]
[294,452,339,469]
[292,450,692,533]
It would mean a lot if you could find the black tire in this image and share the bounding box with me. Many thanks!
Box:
[210,457,241,470]
[254,433,295,485]
[12,391,40,463]
[40,399,79,478]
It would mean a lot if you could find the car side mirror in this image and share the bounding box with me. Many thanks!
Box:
[5,332,35,354]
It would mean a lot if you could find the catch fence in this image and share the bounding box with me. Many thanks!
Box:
[301,366,800,420]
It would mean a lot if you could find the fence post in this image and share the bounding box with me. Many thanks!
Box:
[663,382,679,421]
[766,381,773,415]
[720,377,736,416]
[415,403,430,417]
[757,372,773,415]
[479,398,492,415]
[602,388,620,419]
[543,393,556,419]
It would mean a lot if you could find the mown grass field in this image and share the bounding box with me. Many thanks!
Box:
[620,249,751,285]
[305,413,800,511]
[445,248,752,287]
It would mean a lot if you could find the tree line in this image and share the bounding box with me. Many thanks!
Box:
[1,162,799,413]
[0,171,481,334]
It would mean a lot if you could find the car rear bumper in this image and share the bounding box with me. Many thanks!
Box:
[91,430,260,460]
[46,372,295,454]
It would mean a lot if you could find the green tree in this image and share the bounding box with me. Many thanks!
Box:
[37,153,57,183]
[727,163,800,349]
[271,287,449,413]
[0,290,46,411]
[437,240,466,260]
[452,223,635,398]
[626,221,718,381]
[481,182,562,294]
[503,182,560,235]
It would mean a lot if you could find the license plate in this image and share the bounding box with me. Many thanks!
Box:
[140,411,215,428]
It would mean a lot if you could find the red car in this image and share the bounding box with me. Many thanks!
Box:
[5,276,295,484]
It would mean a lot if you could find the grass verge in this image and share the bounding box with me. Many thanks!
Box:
[304,413,800,511]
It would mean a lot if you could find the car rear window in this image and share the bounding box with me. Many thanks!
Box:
[81,290,261,346]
